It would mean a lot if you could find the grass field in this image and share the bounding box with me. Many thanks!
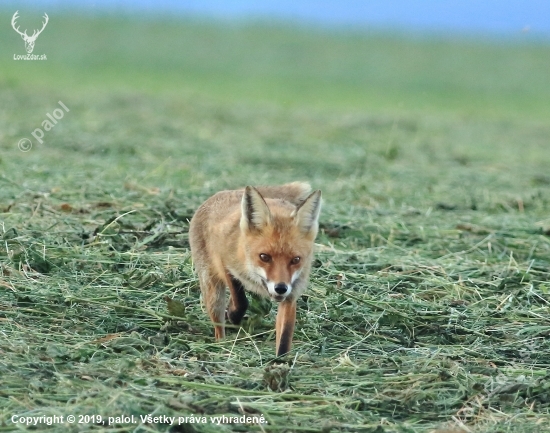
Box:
[1,11,550,433]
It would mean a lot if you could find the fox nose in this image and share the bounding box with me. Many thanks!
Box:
[274,283,288,295]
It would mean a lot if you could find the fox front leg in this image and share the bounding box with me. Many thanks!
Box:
[275,299,297,356]
[225,273,249,325]
[202,280,227,340]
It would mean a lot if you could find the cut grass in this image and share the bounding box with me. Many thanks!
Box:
[1,11,550,433]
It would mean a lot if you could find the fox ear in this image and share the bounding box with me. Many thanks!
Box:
[294,190,322,237]
[240,186,272,232]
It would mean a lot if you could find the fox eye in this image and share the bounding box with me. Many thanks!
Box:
[290,256,301,265]
[259,253,272,263]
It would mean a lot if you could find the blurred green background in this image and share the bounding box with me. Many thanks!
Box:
[1,11,549,197]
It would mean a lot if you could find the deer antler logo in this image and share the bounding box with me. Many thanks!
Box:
[11,11,49,54]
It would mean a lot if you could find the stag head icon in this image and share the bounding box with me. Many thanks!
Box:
[11,11,49,54]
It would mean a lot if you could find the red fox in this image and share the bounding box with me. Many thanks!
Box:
[189,182,321,356]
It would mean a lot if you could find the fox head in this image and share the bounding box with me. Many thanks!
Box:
[240,186,321,302]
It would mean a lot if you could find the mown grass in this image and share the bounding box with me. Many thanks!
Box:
[1,11,550,433]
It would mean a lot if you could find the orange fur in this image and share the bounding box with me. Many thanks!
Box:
[189,182,321,356]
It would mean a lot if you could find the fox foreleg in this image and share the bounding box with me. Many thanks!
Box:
[275,299,297,356]
[226,273,249,325]
[202,278,227,340]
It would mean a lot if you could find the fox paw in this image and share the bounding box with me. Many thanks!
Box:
[226,309,246,325]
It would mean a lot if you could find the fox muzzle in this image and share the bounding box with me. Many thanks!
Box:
[274,283,288,295]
